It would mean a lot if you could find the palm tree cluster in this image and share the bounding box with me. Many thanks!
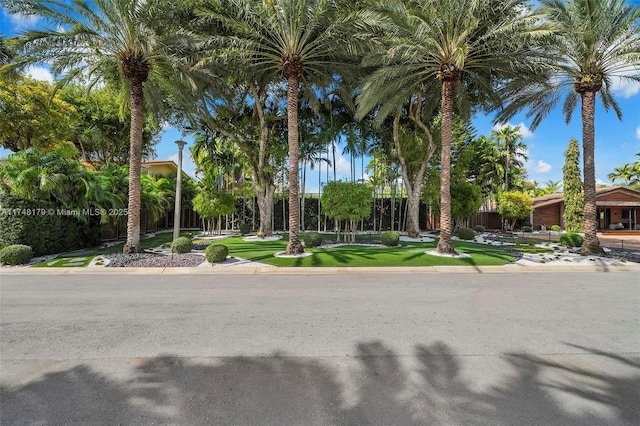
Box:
[3,0,639,255]
[608,153,640,188]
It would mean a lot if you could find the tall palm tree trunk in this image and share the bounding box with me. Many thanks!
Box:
[123,77,146,254]
[286,76,304,254]
[580,91,602,255]
[437,79,457,254]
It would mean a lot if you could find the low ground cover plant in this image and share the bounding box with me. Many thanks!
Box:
[0,244,33,265]
[550,225,562,232]
[560,233,583,247]
[473,225,485,233]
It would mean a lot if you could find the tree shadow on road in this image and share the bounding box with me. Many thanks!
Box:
[1,342,638,425]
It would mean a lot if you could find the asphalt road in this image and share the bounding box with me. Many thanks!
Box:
[1,271,639,425]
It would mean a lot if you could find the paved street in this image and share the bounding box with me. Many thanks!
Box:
[1,271,639,425]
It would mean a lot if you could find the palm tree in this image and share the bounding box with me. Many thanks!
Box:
[7,0,195,253]
[199,0,382,254]
[499,0,640,255]
[359,0,546,253]
[0,34,13,65]
[608,164,636,186]
[491,125,528,192]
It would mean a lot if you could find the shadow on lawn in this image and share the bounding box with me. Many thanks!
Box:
[2,342,637,425]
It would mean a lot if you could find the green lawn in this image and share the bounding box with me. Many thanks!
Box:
[219,234,515,267]
[31,231,516,267]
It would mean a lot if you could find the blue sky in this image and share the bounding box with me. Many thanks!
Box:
[2,2,640,193]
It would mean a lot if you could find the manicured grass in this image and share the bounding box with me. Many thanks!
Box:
[512,245,554,254]
[33,256,94,267]
[219,234,515,267]
[34,231,198,267]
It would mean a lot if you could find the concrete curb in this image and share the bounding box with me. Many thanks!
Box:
[3,263,640,275]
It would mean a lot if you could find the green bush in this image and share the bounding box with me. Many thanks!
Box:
[550,225,561,232]
[239,223,251,235]
[0,195,101,256]
[456,227,475,240]
[473,225,485,233]
[304,232,323,248]
[381,231,400,247]
[0,244,33,265]
[171,236,193,253]
[522,226,533,232]
[205,244,228,263]
[560,233,583,247]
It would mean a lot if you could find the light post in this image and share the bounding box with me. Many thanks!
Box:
[173,140,187,241]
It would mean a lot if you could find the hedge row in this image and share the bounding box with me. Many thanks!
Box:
[0,195,102,256]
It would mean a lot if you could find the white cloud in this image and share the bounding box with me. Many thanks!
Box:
[611,76,640,99]
[533,160,552,174]
[25,66,53,82]
[636,126,640,139]
[493,122,534,139]
[5,11,40,30]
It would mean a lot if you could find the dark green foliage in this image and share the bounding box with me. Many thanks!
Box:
[205,244,228,263]
[560,233,583,247]
[0,195,101,256]
[522,225,533,232]
[473,225,485,233]
[381,231,400,247]
[551,225,561,232]
[303,232,323,248]
[563,139,584,232]
[239,223,251,235]
[171,236,193,253]
[0,244,33,265]
[456,227,475,240]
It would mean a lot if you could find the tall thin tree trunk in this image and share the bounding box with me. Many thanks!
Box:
[256,182,275,237]
[123,78,145,254]
[436,79,457,254]
[286,76,303,254]
[580,91,603,254]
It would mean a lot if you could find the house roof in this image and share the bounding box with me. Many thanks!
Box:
[532,186,640,208]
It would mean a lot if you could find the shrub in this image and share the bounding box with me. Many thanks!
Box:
[560,233,583,247]
[473,225,485,233]
[304,232,323,248]
[550,225,561,232]
[171,236,193,254]
[0,244,33,265]
[239,223,251,235]
[522,226,533,232]
[381,231,400,247]
[205,244,228,263]
[456,227,475,240]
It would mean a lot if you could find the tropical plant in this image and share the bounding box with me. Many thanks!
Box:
[199,0,382,254]
[0,34,13,65]
[498,192,533,231]
[7,0,197,253]
[491,125,528,192]
[192,190,236,235]
[498,0,640,254]
[0,77,79,153]
[563,138,584,232]
[359,0,546,254]
[321,181,373,242]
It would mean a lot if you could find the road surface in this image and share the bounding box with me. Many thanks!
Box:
[1,271,639,425]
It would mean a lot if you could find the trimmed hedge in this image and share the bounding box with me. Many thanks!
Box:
[304,232,323,248]
[550,225,561,232]
[456,227,475,240]
[522,226,533,232]
[560,233,583,247]
[473,225,485,233]
[0,244,33,265]
[0,195,101,256]
[171,236,193,253]
[206,244,228,263]
[381,231,400,247]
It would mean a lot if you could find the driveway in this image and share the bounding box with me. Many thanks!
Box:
[1,271,639,425]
